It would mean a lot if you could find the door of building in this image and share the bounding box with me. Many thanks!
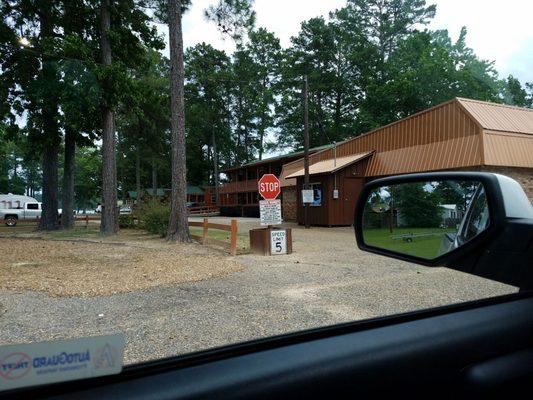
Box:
[342,178,363,225]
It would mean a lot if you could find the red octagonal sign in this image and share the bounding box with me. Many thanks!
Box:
[258,174,281,200]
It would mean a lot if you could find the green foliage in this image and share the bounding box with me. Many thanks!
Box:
[205,0,256,41]
[137,199,170,236]
[185,43,233,183]
[1,0,532,211]
[74,147,101,211]
[118,213,136,229]
[116,49,170,196]
[504,75,533,107]
[394,183,442,228]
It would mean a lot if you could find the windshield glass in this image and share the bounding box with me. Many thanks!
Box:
[1,0,530,372]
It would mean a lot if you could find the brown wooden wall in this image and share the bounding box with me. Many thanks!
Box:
[296,161,366,226]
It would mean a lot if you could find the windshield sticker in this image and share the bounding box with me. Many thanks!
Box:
[0,333,124,392]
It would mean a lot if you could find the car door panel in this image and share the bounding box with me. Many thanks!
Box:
[12,293,531,399]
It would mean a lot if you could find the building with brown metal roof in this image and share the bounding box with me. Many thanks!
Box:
[280,97,533,226]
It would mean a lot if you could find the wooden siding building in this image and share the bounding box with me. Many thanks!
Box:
[218,145,331,217]
[280,98,533,226]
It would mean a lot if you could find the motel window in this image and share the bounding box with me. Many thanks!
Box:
[310,183,322,207]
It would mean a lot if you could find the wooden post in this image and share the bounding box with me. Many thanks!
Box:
[86,214,89,229]
[202,217,208,244]
[230,219,238,256]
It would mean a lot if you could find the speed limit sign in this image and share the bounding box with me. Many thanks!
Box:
[270,230,287,255]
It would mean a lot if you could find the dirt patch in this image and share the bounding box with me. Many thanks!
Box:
[0,238,244,297]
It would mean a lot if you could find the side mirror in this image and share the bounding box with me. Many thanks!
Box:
[355,172,533,290]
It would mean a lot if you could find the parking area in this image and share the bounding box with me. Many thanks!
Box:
[0,219,516,364]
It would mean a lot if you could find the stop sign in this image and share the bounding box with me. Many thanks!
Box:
[258,174,281,200]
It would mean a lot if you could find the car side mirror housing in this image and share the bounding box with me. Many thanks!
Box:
[355,172,533,290]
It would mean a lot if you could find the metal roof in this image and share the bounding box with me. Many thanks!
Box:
[482,131,533,168]
[457,98,533,135]
[223,144,333,172]
[280,98,533,181]
[286,152,374,179]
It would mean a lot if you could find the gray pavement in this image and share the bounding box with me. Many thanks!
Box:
[0,223,516,364]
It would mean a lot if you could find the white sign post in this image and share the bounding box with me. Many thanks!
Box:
[270,230,287,255]
[260,199,282,226]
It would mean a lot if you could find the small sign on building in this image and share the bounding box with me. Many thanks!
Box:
[301,189,314,203]
[270,230,287,255]
[260,199,282,226]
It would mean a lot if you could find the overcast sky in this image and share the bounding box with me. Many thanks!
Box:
[157,0,533,84]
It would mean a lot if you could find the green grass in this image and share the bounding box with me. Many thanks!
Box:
[189,226,249,251]
[364,227,455,260]
[46,226,101,238]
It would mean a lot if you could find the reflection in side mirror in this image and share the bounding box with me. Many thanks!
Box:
[362,180,489,260]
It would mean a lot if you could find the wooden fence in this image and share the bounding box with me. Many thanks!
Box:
[189,218,238,256]
[0,214,101,230]
[1,214,239,256]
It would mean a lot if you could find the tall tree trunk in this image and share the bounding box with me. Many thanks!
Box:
[135,147,142,208]
[12,155,17,187]
[258,124,265,161]
[100,0,118,235]
[40,144,59,230]
[167,0,190,242]
[61,128,76,229]
[152,160,157,193]
[38,8,60,231]
[212,130,219,205]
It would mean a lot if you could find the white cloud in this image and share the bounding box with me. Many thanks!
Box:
[428,0,533,83]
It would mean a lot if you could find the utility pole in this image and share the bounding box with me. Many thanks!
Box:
[212,128,220,205]
[303,75,310,229]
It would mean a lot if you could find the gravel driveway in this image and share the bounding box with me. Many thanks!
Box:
[0,222,516,364]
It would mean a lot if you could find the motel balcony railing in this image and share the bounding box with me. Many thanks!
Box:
[219,179,258,194]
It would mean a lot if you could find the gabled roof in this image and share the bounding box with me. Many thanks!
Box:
[286,152,374,178]
[223,144,333,172]
[280,97,533,180]
[457,98,533,135]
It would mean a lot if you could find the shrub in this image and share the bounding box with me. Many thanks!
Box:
[118,214,136,229]
[137,199,170,236]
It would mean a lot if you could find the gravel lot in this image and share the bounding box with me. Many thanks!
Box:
[0,236,242,296]
[0,220,517,364]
